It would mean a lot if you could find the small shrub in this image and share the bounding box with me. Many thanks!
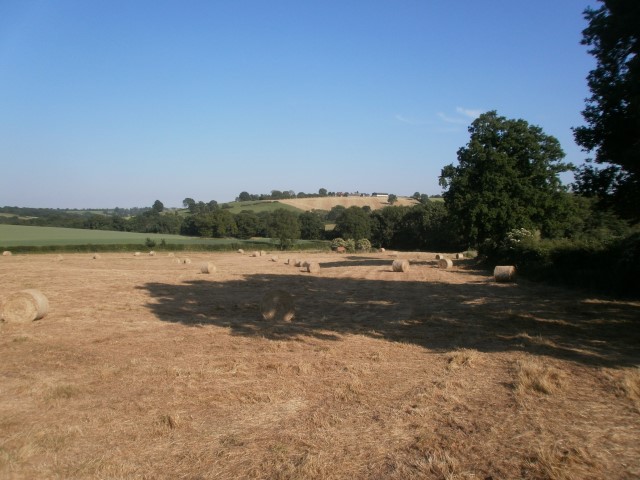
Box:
[356,238,371,252]
[344,238,356,253]
[145,237,157,248]
[331,238,347,250]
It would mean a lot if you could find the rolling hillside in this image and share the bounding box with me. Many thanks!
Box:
[276,196,418,211]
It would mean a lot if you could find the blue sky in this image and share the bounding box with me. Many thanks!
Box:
[1,0,598,208]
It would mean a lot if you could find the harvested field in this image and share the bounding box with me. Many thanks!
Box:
[277,196,418,211]
[0,251,639,479]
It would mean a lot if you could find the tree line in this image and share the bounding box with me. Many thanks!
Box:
[234,188,397,201]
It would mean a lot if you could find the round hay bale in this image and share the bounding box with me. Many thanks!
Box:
[306,262,321,274]
[260,290,295,322]
[200,262,216,274]
[455,253,465,259]
[379,247,386,253]
[260,250,266,256]
[1,289,49,323]
[494,265,516,282]
[301,260,310,268]
[148,251,156,256]
[294,259,303,267]
[182,258,192,265]
[435,254,443,260]
[237,249,244,254]
[92,254,101,259]
[251,251,260,257]
[392,259,410,272]
[134,252,141,256]
[438,258,453,269]
[271,256,279,262]
[2,251,12,256]
[175,258,183,264]
[167,252,175,257]
[336,246,346,254]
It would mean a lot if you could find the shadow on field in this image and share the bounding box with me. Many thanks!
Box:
[139,270,640,368]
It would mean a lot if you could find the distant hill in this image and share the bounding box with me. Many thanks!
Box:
[276,196,419,212]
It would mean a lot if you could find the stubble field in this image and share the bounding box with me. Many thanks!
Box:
[1,251,639,479]
[276,196,418,212]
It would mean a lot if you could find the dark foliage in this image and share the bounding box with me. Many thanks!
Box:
[573,0,640,221]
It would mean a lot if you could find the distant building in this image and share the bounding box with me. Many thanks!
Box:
[372,193,388,197]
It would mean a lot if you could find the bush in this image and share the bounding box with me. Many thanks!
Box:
[356,238,371,252]
[485,231,640,297]
[344,239,356,253]
[331,238,347,250]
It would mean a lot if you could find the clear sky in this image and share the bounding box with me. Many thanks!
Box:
[1,0,598,209]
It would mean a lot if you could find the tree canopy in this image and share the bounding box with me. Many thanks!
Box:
[152,200,164,213]
[334,206,372,240]
[439,111,572,246]
[298,211,325,240]
[573,0,640,221]
[268,209,301,249]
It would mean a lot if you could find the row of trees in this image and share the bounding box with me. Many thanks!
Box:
[234,189,402,202]
[236,189,329,202]
[179,202,461,251]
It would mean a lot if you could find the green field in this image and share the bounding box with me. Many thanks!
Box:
[0,225,232,247]
[171,201,302,216]
[221,201,303,214]
[0,225,327,252]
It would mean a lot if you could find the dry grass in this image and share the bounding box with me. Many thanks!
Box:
[620,368,640,409]
[515,358,564,395]
[277,196,418,211]
[0,251,638,479]
[260,289,295,322]
[446,348,477,370]
[528,441,597,480]
[606,366,640,413]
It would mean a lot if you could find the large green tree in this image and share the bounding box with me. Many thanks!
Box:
[234,211,259,239]
[334,206,372,240]
[370,206,408,248]
[181,210,236,237]
[573,0,640,221]
[268,209,301,249]
[439,111,572,246]
[152,200,164,213]
[298,211,325,240]
[398,203,458,251]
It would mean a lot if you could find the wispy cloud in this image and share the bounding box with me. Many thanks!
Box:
[456,107,482,119]
[434,126,464,134]
[436,107,483,127]
[395,114,425,125]
[437,112,467,124]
